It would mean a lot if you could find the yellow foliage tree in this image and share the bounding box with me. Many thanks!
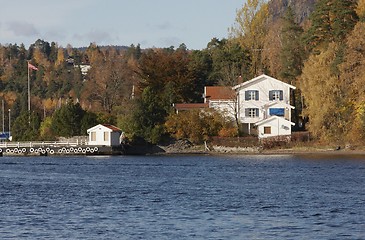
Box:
[229,0,269,76]
[300,42,348,142]
[340,22,365,141]
[357,0,365,20]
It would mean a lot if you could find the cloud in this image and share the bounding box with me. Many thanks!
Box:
[7,21,39,37]
[156,21,172,30]
[73,30,113,45]
[159,36,182,47]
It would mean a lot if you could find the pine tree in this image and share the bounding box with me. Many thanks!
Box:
[304,0,358,49]
[279,7,305,128]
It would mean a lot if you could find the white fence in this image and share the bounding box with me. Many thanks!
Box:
[0,140,89,148]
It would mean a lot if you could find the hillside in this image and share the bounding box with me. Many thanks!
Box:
[268,0,318,24]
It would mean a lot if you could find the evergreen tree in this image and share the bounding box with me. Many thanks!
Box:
[279,7,305,128]
[12,111,41,141]
[304,0,358,50]
[52,102,85,137]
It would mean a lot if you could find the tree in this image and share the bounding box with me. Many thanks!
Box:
[52,102,85,137]
[12,111,41,141]
[299,43,347,141]
[230,0,269,76]
[84,47,133,113]
[205,39,250,86]
[279,7,305,127]
[339,22,365,141]
[165,109,225,144]
[304,0,358,50]
[130,87,168,144]
[357,0,365,21]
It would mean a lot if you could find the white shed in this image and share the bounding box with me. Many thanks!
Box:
[255,116,295,139]
[87,124,122,146]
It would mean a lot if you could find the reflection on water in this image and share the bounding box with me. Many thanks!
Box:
[0,154,364,239]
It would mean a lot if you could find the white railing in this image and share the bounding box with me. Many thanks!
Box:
[0,140,89,148]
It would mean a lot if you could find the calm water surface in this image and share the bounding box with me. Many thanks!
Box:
[0,154,364,239]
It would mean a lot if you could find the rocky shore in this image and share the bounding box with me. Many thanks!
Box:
[157,140,365,156]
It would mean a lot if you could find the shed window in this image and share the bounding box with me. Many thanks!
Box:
[104,132,109,141]
[264,127,271,134]
[91,132,96,141]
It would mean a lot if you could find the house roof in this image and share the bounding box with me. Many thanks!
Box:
[205,86,235,101]
[87,124,122,133]
[254,115,295,126]
[102,124,122,132]
[174,103,209,111]
[232,74,296,91]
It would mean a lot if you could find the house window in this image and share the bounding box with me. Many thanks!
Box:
[269,90,283,101]
[245,108,259,118]
[245,90,259,101]
[269,108,285,116]
[104,132,109,141]
[264,126,271,134]
[91,132,96,141]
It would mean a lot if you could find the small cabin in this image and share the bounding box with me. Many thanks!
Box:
[87,124,122,146]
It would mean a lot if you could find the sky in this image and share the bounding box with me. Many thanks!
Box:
[0,0,245,50]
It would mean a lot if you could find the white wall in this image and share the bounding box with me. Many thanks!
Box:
[236,77,292,124]
[257,118,292,138]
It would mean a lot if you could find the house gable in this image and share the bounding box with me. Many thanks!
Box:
[233,74,296,91]
[254,116,295,138]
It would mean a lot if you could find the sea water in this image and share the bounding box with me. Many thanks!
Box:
[0,154,364,239]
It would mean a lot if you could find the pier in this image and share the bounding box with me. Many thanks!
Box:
[0,141,113,156]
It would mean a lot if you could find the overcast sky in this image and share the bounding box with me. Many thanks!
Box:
[0,0,245,50]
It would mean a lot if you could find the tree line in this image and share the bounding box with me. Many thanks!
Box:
[0,0,364,144]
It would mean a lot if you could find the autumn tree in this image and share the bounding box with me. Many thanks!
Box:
[357,0,365,20]
[84,47,133,113]
[230,0,269,76]
[165,109,225,144]
[300,43,349,141]
[339,21,365,141]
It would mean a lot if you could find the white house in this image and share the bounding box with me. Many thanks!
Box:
[87,124,122,146]
[232,74,296,138]
[173,74,296,139]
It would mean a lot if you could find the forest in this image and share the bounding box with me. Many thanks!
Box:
[0,0,364,145]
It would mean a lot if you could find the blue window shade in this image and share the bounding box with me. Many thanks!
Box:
[269,108,285,116]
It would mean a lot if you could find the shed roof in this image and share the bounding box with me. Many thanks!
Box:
[102,124,122,132]
[254,115,295,126]
[87,124,122,133]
